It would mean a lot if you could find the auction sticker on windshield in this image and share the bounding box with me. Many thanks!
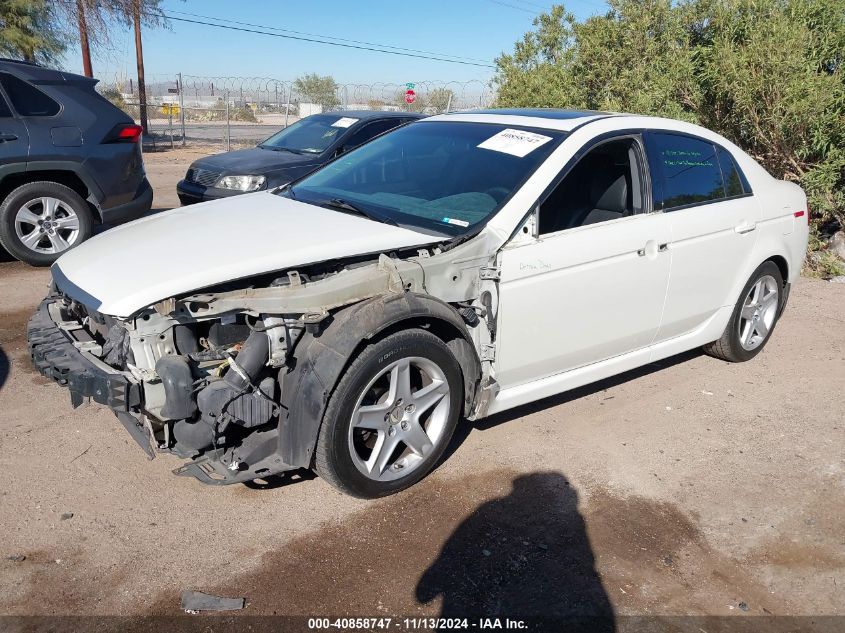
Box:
[332,117,360,128]
[478,128,553,158]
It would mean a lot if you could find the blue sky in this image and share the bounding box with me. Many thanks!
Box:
[63,0,607,86]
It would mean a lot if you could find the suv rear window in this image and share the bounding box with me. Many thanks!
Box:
[0,73,60,116]
[0,90,11,117]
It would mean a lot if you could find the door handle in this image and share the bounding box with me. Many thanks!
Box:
[734,221,757,234]
[0,133,18,142]
[637,241,663,258]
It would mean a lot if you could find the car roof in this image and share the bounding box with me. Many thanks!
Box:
[467,108,611,120]
[318,110,424,120]
[426,108,620,131]
[0,59,94,84]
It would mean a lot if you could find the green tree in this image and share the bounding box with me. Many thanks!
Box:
[427,88,455,113]
[294,73,340,111]
[494,0,845,274]
[694,0,845,231]
[495,2,699,117]
[0,0,65,64]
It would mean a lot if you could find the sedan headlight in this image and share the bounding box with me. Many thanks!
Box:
[214,175,266,192]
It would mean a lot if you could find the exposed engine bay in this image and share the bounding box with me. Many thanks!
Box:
[30,238,502,484]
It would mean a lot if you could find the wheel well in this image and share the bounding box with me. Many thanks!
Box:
[766,255,789,284]
[0,171,94,215]
[352,314,481,416]
[369,315,466,348]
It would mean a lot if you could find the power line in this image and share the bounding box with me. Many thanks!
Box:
[163,8,492,65]
[508,0,553,9]
[148,12,495,69]
[483,0,537,14]
[484,0,608,14]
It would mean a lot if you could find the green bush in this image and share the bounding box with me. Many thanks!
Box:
[230,106,257,123]
[495,0,845,275]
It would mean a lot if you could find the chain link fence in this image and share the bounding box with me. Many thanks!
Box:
[98,73,495,151]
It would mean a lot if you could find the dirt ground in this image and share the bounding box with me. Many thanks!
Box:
[0,148,843,628]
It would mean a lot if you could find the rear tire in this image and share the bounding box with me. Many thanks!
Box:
[314,329,463,499]
[0,181,93,266]
[703,261,783,362]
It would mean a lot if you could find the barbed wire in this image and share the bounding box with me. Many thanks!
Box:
[97,72,496,110]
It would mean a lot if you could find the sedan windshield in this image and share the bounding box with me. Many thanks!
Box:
[283,121,565,236]
[260,114,360,154]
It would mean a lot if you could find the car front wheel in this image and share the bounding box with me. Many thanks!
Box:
[0,181,93,266]
[703,261,784,362]
[314,328,463,498]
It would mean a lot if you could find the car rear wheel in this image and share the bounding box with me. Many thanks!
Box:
[703,261,783,362]
[0,181,93,266]
[314,329,463,498]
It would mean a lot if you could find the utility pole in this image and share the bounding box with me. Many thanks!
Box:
[133,0,149,135]
[177,72,185,146]
[225,90,231,152]
[77,0,93,77]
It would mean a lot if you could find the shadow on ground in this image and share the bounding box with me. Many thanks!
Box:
[416,471,615,629]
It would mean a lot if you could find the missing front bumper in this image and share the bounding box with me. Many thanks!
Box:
[28,298,155,457]
[27,297,296,484]
[27,298,141,411]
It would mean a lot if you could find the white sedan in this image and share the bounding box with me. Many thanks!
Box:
[29,109,809,498]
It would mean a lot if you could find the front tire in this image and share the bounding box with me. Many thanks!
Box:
[0,181,93,266]
[314,329,463,498]
[703,261,783,362]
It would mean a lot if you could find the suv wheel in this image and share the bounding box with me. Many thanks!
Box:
[314,329,463,498]
[0,181,93,266]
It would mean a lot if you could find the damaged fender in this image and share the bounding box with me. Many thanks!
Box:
[278,292,481,468]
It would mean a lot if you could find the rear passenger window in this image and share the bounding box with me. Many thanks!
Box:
[717,148,746,197]
[0,73,60,116]
[647,133,724,210]
[0,90,11,117]
[343,119,403,150]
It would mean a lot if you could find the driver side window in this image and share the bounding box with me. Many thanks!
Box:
[539,136,645,235]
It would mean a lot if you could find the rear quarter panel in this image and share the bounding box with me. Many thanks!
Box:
[727,169,808,311]
[26,82,145,210]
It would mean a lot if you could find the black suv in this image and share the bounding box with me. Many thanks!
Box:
[0,59,152,266]
[177,110,422,205]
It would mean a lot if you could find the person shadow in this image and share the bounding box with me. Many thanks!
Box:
[416,472,615,632]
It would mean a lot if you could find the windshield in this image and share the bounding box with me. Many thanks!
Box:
[284,121,565,236]
[260,114,361,154]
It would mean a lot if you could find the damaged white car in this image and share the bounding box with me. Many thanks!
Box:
[28,109,809,498]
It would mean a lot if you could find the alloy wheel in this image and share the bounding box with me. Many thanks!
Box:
[347,356,451,482]
[14,196,81,255]
[738,274,779,351]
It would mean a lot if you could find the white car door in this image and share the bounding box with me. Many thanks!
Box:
[494,134,672,390]
[644,132,761,341]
